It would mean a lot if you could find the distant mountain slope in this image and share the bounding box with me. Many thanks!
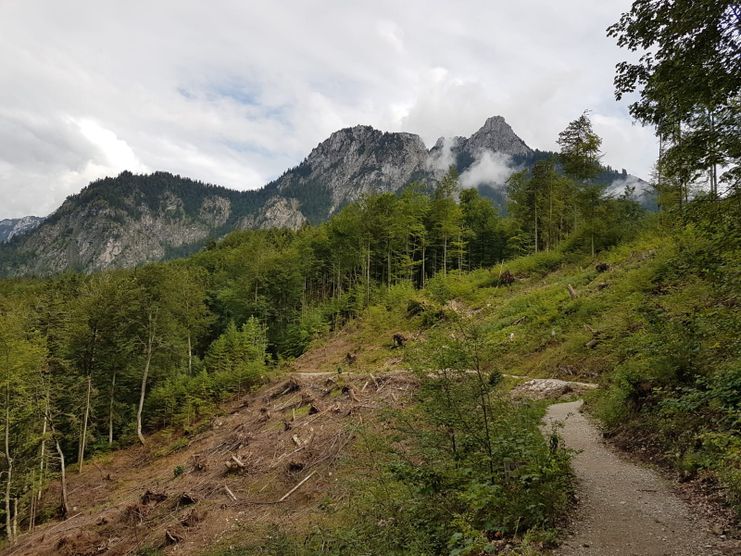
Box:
[0,216,43,243]
[0,115,650,276]
[0,173,256,275]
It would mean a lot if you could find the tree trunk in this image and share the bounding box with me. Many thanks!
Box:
[387,244,391,288]
[534,203,539,253]
[443,235,448,275]
[591,233,595,258]
[78,374,92,472]
[54,437,69,518]
[421,244,426,288]
[187,331,193,376]
[136,316,155,445]
[366,243,371,304]
[709,111,717,199]
[458,233,463,272]
[548,188,553,251]
[28,471,35,532]
[38,390,49,500]
[12,497,17,539]
[79,327,97,472]
[4,391,14,544]
[108,370,116,445]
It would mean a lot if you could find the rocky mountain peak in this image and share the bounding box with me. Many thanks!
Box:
[465,115,531,156]
[271,125,430,217]
[0,216,44,243]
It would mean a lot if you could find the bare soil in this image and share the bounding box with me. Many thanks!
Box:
[545,401,740,556]
[4,371,416,556]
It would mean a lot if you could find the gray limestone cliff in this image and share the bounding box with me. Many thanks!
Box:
[0,216,44,243]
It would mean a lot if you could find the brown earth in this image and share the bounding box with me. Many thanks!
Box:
[4,371,416,556]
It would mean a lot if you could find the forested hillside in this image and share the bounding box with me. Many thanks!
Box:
[1,99,738,553]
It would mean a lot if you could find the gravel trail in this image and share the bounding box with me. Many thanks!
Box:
[545,400,730,556]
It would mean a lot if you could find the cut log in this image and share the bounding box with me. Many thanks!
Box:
[178,492,198,506]
[342,385,360,402]
[140,490,167,505]
[224,455,246,473]
[567,284,578,299]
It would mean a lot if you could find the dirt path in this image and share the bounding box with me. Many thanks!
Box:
[545,400,729,556]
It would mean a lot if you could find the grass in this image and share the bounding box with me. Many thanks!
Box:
[214,211,740,553]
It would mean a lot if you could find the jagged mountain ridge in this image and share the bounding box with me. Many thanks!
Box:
[0,116,648,276]
[264,115,534,222]
[0,216,44,243]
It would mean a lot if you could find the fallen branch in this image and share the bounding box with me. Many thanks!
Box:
[165,529,183,545]
[343,386,360,402]
[223,484,238,501]
[270,445,306,468]
[278,470,317,502]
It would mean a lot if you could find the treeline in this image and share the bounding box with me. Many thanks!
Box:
[0,114,643,541]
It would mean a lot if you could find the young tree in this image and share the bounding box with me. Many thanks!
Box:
[558,113,606,256]
[557,111,603,182]
[131,266,184,444]
[170,265,213,376]
[506,160,563,254]
[460,188,507,268]
[429,168,463,275]
[0,306,45,543]
[397,184,431,285]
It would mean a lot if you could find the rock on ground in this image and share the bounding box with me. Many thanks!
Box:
[512,378,575,400]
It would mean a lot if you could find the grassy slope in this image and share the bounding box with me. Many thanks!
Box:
[227,217,738,554]
[292,217,739,511]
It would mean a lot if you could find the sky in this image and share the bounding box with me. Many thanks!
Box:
[0,0,658,219]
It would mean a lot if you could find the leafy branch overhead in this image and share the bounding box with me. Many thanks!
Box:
[608,0,740,193]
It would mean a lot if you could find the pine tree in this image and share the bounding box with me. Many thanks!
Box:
[558,113,605,257]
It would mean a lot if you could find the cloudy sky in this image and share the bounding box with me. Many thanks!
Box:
[0,0,658,219]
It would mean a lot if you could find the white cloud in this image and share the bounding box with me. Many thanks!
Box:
[0,0,656,219]
[426,136,459,173]
[73,118,148,173]
[460,151,515,189]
